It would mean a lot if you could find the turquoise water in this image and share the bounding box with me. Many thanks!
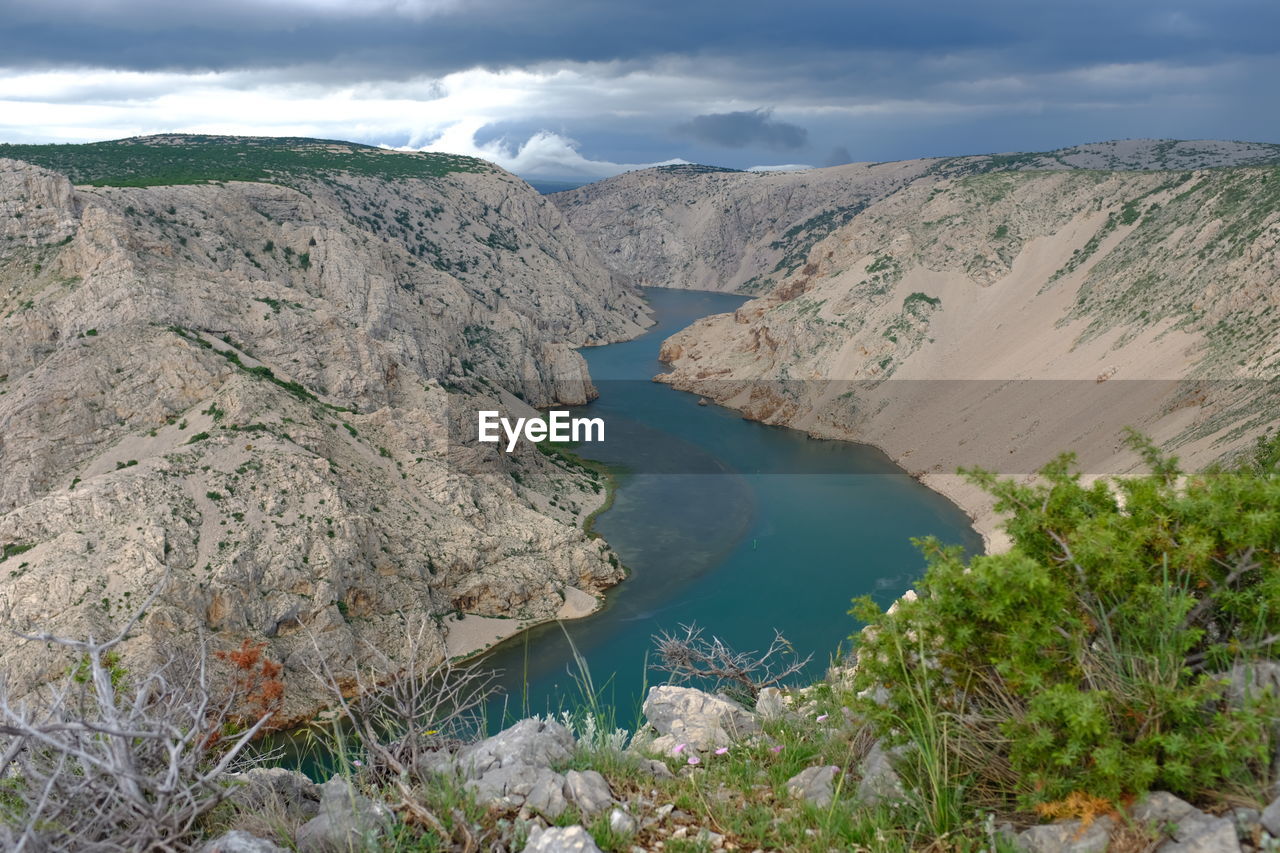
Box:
[480,287,982,727]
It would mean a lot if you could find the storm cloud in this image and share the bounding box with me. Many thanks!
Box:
[675,110,808,150]
[0,0,1277,180]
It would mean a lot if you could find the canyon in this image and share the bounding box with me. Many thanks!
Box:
[557,139,1280,546]
[2,134,1278,721]
[0,136,646,721]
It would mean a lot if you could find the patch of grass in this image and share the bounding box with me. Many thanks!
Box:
[1,542,34,563]
[902,291,941,311]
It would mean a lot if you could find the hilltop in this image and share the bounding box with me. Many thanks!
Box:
[0,134,489,188]
[555,137,1280,295]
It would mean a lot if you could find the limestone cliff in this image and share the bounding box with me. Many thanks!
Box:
[562,146,1280,547]
[0,136,647,720]
[555,138,1280,295]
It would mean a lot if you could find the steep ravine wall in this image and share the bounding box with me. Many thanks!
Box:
[653,165,1280,547]
[560,155,1280,549]
[0,149,648,721]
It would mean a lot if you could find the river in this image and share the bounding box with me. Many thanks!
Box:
[478,287,982,729]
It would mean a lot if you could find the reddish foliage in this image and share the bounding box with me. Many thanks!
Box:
[212,639,286,732]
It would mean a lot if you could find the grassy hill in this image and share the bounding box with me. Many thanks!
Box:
[0,134,490,187]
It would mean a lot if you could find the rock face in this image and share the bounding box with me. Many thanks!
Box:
[0,138,648,718]
[554,139,1280,294]
[636,685,760,754]
[635,162,1280,547]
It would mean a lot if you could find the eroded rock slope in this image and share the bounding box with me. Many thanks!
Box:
[0,137,647,719]
[557,142,1280,546]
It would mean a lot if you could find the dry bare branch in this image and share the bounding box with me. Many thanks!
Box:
[651,623,813,701]
[303,615,498,845]
[0,587,274,852]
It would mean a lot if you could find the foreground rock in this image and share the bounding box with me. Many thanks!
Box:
[1017,818,1113,853]
[855,740,904,806]
[785,765,839,808]
[453,719,616,820]
[199,831,289,853]
[468,765,570,818]
[564,769,615,816]
[456,719,576,778]
[226,767,321,824]
[1015,790,1256,853]
[754,686,786,719]
[294,778,394,853]
[523,825,604,853]
[635,685,760,755]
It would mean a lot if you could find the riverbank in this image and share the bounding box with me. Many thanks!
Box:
[442,455,617,662]
[442,586,603,660]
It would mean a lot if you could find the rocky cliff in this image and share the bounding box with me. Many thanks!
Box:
[0,136,648,720]
[558,143,1280,546]
[555,138,1280,295]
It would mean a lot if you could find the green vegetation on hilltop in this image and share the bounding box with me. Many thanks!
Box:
[766,200,870,281]
[0,134,490,188]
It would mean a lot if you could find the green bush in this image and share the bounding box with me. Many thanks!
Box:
[852,432,1280,808]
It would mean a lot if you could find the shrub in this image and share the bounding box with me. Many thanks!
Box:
[652,623,812,702]
[0,585,277,849]
[852,432,1280,808]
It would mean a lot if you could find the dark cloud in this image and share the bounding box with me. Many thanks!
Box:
[1,0,1278,173]
[4,0,1277,78]
[823,146,854,166]
[675,109,807,150]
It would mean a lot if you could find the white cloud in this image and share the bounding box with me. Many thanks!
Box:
[407,120,685,178]
[0,63,709,178]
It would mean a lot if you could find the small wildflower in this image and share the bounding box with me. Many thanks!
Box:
[352,759,363,767]
[770,745,782,753]
[672,743,686,755]
[715,747,729,755]
[816,713,829,722]
[687,755,700,765]
[424,729,438,735]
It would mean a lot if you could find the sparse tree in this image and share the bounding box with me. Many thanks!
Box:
[305,616,496,841]
[651,623,812,701]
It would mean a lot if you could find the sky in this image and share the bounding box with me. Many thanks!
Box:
[1,0,1278,182]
